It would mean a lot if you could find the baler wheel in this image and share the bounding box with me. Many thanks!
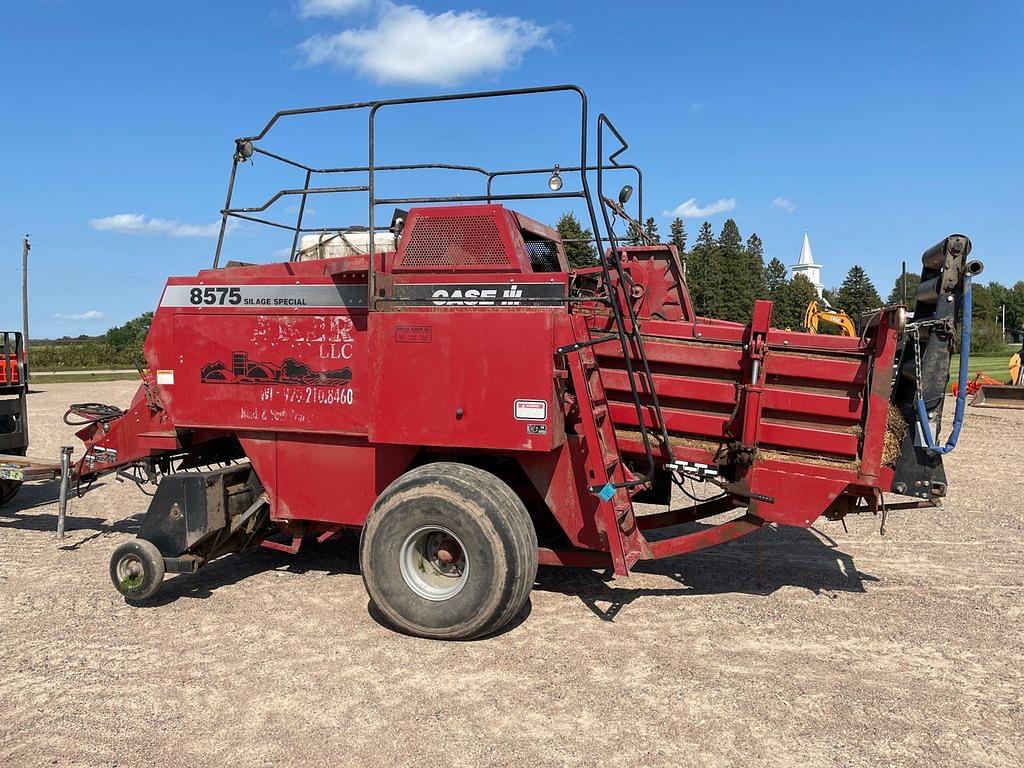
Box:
[360,462,538,640]
[110,539,166,601]
[0,478,21,507]
[0,439,26,507]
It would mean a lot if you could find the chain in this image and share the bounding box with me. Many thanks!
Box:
[906,316,953,404]
[910,325,924,402]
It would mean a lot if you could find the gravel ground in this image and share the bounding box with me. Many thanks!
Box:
[1,381,1021,767]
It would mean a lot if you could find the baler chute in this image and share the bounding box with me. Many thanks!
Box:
[62,85,981,639]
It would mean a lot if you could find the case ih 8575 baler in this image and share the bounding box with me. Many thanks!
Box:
[60,86,979,639]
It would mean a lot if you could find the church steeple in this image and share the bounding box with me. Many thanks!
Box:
[798,231,814,266]
[790,230,823,297]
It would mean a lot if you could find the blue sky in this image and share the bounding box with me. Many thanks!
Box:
[1,0,1021,338]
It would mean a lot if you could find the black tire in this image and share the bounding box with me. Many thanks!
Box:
[110,539,166,601]
[0,415,25,507]
[360,462,538,640]
[0,478,21,507]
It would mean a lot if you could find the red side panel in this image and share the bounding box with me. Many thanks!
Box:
[518,438,607,551]
[748,466,850,527]
[168,311,368,435]
[367,310,564,451]
[592,318,875,462]
[273,434,416,525]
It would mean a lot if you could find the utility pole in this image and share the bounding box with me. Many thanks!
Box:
[1001,304,1006,342]
[21,235,30,380]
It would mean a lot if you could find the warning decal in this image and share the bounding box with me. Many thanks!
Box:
[514,399,547,421]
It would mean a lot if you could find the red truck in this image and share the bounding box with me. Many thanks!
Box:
[70,86,980,639]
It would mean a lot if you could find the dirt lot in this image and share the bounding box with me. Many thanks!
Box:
[1,381,1021,767]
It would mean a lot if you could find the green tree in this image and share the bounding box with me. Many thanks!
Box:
[970,319,1009,354]
[105,312,154,367]
[556,212,598,269]
[743,232,767,305]
[686,221,718,317]
[774,274,820,330]
[643,217,661,244]
[984,280,1024,338]
[986,282,1013,334]
[764,257,788,299]
[888,271,921,312]
[714,218,752,322]
[669,217,687,254]
[835,265,882,322]
[1008,281,1024,334]
[971,283,996,323]
[624,220,643,246]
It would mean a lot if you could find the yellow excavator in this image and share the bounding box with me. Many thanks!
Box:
[803,300,856,336]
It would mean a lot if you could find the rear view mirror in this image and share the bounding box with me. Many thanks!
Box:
[618,185,633,205]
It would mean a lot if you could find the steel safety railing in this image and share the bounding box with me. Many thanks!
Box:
[215,85,604,270]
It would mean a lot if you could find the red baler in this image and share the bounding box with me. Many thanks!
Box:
[69,86,979,639]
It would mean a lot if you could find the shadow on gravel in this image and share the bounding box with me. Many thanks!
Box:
[365,596,532,640]
[534,523,878,622]
[0,479,125,548]
[0,476,106,511]
[138,533,364,606]
[6,490,878,629]
[136,535,535,642]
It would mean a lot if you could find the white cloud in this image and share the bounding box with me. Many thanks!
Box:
[55,310,105,321]
[88,213,222,237]
[296,0,369,18]
[689,101,708,112]
[663,198,737,219]
[298,3,553,85]
[772,196,796,213]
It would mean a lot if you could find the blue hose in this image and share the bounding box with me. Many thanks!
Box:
[915,277,972,454]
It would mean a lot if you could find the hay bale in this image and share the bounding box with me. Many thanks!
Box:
[883,403,907,466]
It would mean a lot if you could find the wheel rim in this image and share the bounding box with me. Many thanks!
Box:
[115,553,146,591]
[399,525,469,601]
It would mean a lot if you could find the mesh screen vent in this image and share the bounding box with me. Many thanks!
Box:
[401,215,510,267]
[525,239,561,273]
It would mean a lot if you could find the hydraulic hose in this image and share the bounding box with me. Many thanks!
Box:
[914,277,971,454]
[63,402,125,426]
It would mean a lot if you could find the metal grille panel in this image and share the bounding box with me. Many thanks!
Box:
[524,239,561,272]
[400,215,510,268]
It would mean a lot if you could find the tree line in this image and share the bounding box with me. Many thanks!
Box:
[556,212,1020,350]
[889,270,1023,352]
[30,312,153,371]
[556,212,883,329]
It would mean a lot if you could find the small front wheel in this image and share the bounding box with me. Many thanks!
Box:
[110,539,166,601]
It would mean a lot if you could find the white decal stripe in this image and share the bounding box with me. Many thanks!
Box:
[160,284,368,308]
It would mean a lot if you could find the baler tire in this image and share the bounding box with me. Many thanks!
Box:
[0,480,21,507]
[110,539,166,601]
[0,439,26,507]
[360,462,538,640]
